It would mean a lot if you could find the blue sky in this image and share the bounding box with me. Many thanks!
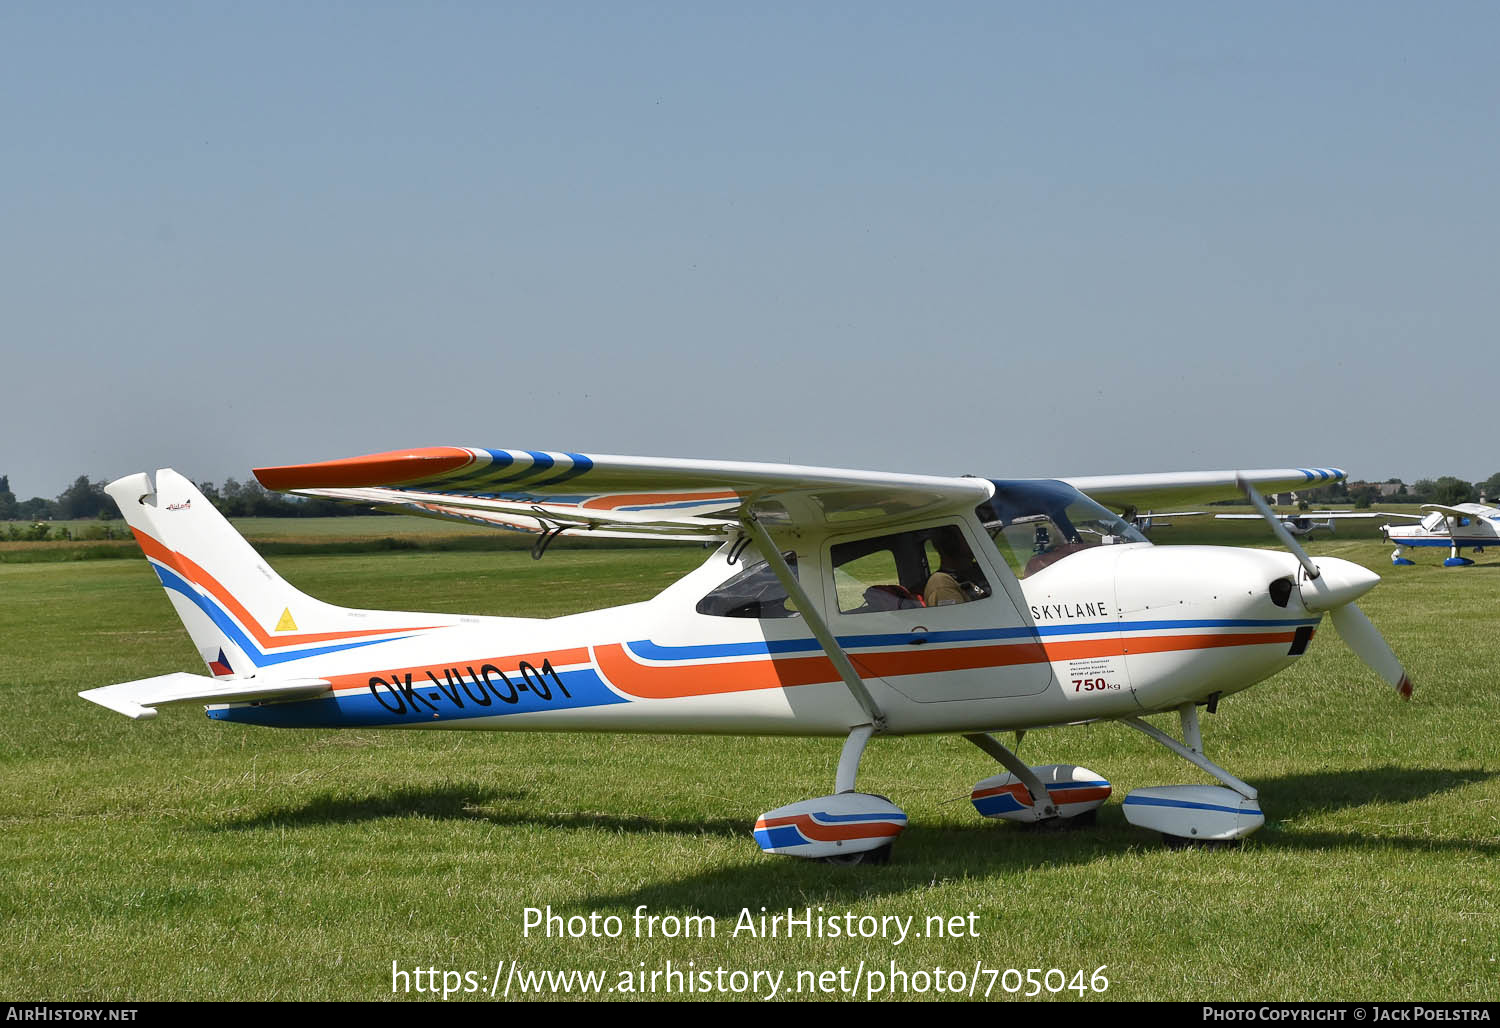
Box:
[3,3,1496,499]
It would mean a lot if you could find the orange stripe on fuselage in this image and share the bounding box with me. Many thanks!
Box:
[753,813,904,843]
[254,447,477,491]
[596,631,1302,701]
[849,632,1299,680]
[593,643,839,698]
[1113,631,1303,656]
[132,528,445,650]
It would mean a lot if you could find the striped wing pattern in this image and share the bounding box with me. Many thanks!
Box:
[255,447,989,540]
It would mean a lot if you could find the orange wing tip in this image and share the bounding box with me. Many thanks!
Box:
[1397,674,1414,700]
[254,447,478,491]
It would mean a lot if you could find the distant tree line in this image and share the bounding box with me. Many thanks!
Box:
[7,468,1500,532]
[1299,473,1500,509]
[0,473,387,525]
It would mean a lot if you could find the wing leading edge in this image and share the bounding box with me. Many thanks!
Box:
[1062,468,1348,513]
[254,447,992,540]
[256,450,1356,539]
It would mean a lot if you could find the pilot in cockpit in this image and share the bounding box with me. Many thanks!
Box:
[924,527,982,607]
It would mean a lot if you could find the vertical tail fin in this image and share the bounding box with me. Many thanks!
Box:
[107,470,454,678]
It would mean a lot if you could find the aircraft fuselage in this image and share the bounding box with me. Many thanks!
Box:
[208,542,1322,738]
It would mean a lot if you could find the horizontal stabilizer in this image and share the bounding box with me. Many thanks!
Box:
[79,673,331,720]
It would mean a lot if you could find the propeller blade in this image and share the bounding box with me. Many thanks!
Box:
[1234,474,1412,699]
[1329,603,1414,699]
[1236,475,1320,579]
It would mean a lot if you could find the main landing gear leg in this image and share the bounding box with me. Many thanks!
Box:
[818,723,895,865]
[963,734,1112,827]
[835,723,875,794]
[964,733,1055,820]
[1121,704,1264,847]
[752,722,904,865]
[742,515,903,865]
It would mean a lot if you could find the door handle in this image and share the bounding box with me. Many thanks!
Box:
[909,627,929,645]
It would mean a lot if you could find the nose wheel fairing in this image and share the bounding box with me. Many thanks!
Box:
[1122,786,1264,842]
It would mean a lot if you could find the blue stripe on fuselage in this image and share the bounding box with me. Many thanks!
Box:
[626,617,1320,662]
[1387,537,1490,547]
[208,666,626,727]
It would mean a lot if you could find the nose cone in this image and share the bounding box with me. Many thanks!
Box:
[1299,558,1380,611]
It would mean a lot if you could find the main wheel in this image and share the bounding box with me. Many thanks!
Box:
[819,842,893,866]
[1047,808,1098,830]
[1161,833,1243,850]
[1019,808,1098,831]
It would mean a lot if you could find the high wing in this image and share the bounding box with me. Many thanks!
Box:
[1213,512,1386,521]
[255,447,993,540]
[1061,468,1347,513]
[1419,503,1487,520]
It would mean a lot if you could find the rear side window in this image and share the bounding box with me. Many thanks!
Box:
[697,556,800,619]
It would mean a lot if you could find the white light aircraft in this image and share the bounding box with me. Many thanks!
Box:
[81,451,1412,862]
[1381,503,1500,567]
[1212,511,1383,539]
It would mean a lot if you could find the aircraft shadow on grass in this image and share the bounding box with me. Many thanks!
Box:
[1256,764,1492,820]
[220,783,750,838]
[216,766,1496,906]
[569,766,1500,916]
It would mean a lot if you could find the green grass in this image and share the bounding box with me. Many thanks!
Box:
[0,516,701,563]
[2,539,1497,1001]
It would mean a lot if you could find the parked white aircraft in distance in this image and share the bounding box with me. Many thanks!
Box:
[1213,511,1383,539]
[1124,511,1206,535]
[80,452,1411,862]
[1381,503,1500,566]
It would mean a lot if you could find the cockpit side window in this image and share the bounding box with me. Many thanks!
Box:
[830,525,991,615]
[697,555,800,619]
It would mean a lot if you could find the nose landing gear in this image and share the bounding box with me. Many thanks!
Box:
[1120,704,1264,845]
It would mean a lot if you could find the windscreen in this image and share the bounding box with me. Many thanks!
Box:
[978,479,1149,579]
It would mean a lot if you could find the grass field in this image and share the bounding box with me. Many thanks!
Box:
[2,530,1497,1002]
[0,515,688,562]
[0,504,1438,555]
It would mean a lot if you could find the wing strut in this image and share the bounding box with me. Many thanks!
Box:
[739,514,886,734]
